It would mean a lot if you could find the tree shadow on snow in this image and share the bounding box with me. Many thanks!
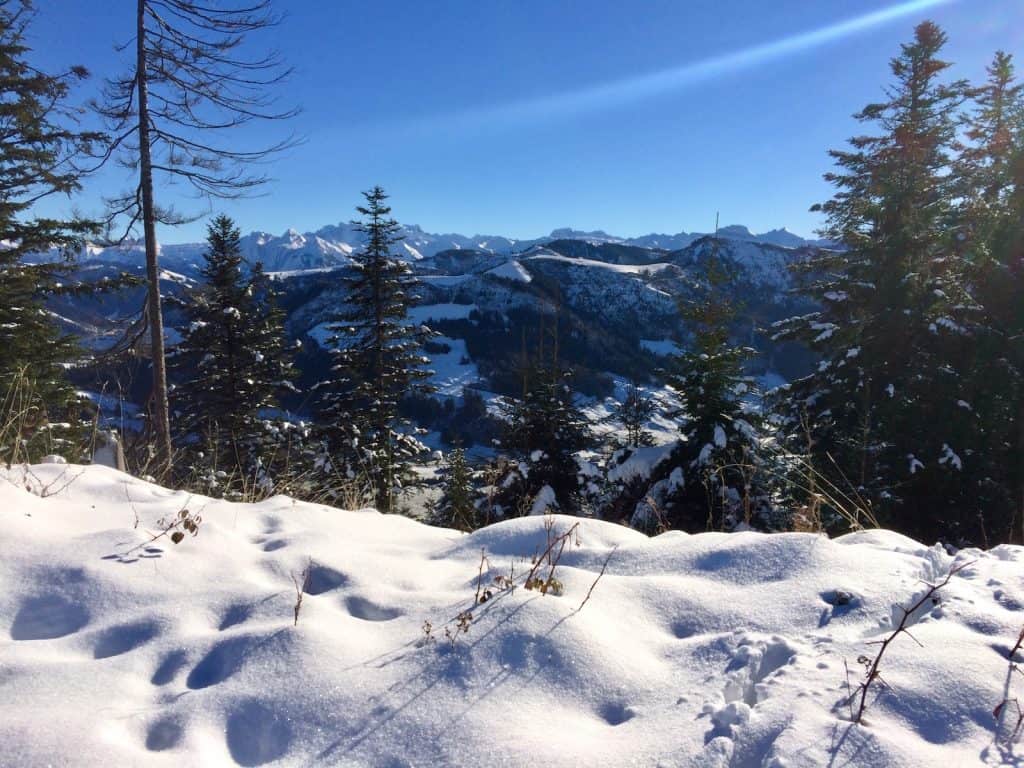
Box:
[315,589,542,762]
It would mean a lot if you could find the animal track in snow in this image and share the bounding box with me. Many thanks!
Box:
[704,634,800,745]
[722,634,798,707]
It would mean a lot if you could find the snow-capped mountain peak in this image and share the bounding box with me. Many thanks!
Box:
[55,220,828,276]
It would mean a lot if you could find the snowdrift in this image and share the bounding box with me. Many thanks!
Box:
[1,464,1022,767]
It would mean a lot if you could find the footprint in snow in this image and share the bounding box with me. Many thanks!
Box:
[145,716,184,751]
[218,603,254,631]
[303,564,349,595]
[10,594,90,641]
[225,700,292,766]
[344,596,402,622]
[151,649,189,686]
[92,620,160,659]
[599,701,637,726]
[186,631,290,690]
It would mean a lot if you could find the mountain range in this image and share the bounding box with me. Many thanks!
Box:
[52,220,825,427]
[55,222,832,277]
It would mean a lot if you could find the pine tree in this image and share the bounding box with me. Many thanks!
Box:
[495,335,590,517]
[654,245,773,532]
[433,446,479,531]
[315,187,433,513]
[774,22,979,541]
[959,52,1024,542]
[613,379,655,448]
[171,214,296,494]
[0,1,105,463]
[955,51,1023,237]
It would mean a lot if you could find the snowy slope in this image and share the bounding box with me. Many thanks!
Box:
[2,463,1022,767]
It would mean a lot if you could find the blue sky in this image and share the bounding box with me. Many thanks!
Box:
[29,0,1024,243]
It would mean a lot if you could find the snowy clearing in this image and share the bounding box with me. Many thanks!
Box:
[522,250,673,276]
[2,464,1023,767]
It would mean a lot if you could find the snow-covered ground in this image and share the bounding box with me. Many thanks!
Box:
[3,463,1023,767]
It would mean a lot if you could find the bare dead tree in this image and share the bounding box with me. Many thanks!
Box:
[91,0,300,478]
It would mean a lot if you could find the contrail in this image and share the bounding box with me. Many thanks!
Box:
[412,0,955,130]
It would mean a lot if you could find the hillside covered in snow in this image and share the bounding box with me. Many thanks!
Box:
[48,223,820,413]
[3,462,1023,767]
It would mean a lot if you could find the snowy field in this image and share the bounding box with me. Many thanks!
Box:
[3,463,1024,767]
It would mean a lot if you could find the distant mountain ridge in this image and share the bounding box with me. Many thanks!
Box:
[58,221,833,275]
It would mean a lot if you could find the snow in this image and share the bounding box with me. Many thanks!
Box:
[641,338,683,357]
[51,220,820,281]
[529,484,557,515]
[424,335,480,396]
[811,322,838,342]
[713,425,728,448]
[406,303,475,324]
[606,443,676,484]
[486,259,532,283]
[2,463,1020,767]
[523,248,672,275]
[939,444,963,471]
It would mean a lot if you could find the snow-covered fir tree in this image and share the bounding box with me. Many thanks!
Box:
[315,187,433,513]
[493,333,591,517]
[431,445,479,531]
[0,1,108,463]
[773,22,985,542]
[636,246,773,533]
[171,214,296,495]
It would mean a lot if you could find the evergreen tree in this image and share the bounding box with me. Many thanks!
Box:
[0,0,105,463]
[613,379,655,448]
[959,52,1024,542]
[316,187,433,513]
[171,214,296,494]
[955,51,1023,236]
[775,22,980,542]
[654,246,773,532]
[494,335,590,517]
[433,446,479,531]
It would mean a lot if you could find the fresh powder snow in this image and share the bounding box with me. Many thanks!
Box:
[2,463,1022,766]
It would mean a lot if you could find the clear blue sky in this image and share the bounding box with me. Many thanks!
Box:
[29,0,1024,243]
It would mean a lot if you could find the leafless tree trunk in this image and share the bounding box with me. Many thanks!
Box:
[93,0,300,480]
[136,0,172,475]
